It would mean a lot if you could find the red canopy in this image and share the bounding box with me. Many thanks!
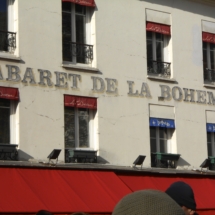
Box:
[118,174,215,214]
[146,21,171,35]
[62,0,95,7]
[64,95,97,110]
[0,86,19,100]
[0,168,131,213]
[202,32,215,44]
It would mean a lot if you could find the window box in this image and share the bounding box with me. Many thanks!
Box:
[65,149,97,163]
[0,144,18,161]
[151,152,180,168]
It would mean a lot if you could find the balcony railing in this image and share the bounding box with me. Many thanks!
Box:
[147,60,171,78]
[63,41,93,64]
[204,68,215,83]
[0,30,16,53]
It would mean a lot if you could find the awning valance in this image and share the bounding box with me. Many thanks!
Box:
[64,95,97,110]
[202,32,215,44]
[62,0,95,7]
[146,21,171,35]
[150,117,175,128]
[207,123,215,132]
[0,86,19,100]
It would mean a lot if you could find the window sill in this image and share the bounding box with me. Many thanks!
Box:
[147,75,176,83]
[0,52,21,61]
[203,83,215,89]
[62,63,100,73]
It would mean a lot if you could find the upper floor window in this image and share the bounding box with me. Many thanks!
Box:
[146,22,171,78]
[203,32,215,83]
[0,0,16,53]
[62,1,94,64]
[149,118,175,168]
[64,95,97,149]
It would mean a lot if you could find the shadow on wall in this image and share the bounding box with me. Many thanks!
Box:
[97,156,110,164]
[138,0,214,17]
[177,157,191,168]
[18,149,34,161]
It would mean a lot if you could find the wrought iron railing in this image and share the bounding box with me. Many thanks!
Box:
[0,30,16,53]
[147,60,171,78]
[63,41,93,64]
[204,68,215,83]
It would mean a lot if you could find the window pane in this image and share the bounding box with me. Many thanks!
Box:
[203,44,207,70]
[150,127,156,138]
[159,127,167,139]
[150,138,157,152]
[62,11,72,62]
[0,100,10,144]
[78,108,89,148]
[207,132,211,143]
[207,142,212,156]
[62,2,71,12]
[160,139,167,153]
[147,32,153,63]
[0,99,10,107]
[0,0,7,31]
[75,4,86,15]
[64,107,75,148]
[210,43,215,70]
[156,33,164,62]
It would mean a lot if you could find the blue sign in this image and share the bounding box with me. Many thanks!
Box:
[206,123,215,132]
[149,118,175,128]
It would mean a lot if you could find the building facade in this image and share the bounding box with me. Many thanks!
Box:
[0,0,215,170]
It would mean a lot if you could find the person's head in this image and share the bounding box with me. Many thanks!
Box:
[165,181,196,215]
[112,189,185,215]
[36,210,53,215]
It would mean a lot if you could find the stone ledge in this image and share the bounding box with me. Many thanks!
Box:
[62,63,100,73]
[147,75,176,83]
[0,52,21,61]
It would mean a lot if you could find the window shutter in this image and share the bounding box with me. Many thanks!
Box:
[64,95,97,110]
[202,32,215,44]
[146,22,171,35]
[62,0,95,7]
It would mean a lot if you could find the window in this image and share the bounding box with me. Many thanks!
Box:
[65,107,92,148]
[146,22,171,78]
[0,0,15,53]
[203,41,215,83]
[62,2,93,64]
[0,99,10,143]
[0,98,18,144]
[150,126,174,153]
[64,95,97,149]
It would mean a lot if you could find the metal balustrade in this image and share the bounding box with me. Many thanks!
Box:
[204,68,215,83]
[0,30,16,53]
[63,41,93,64]
[147,60,171,78]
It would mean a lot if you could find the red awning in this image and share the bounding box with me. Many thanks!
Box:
[117,174,215,214]
[202,32,215,44]
[64,95,97,110]
[0,86,19,100]
[146,21,171,35]
[62,0,95,7]
[0,168,131,213]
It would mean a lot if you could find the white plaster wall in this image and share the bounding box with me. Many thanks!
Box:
[0,0,214,168]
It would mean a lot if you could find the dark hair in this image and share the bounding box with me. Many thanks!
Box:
[36,210,53,215]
